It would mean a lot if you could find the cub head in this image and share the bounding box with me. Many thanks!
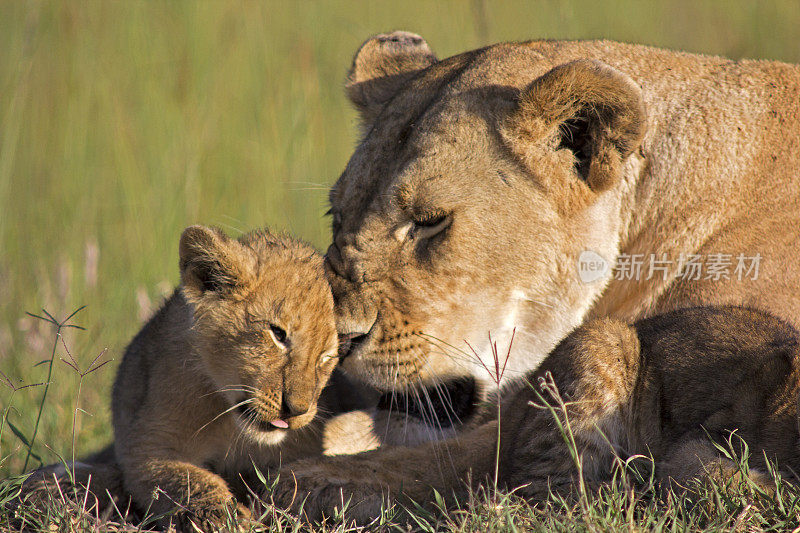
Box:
[328,33,646,397]
[179,225,338,445]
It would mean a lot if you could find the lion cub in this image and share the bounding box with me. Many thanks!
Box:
[112,225,339,527]
[504,305,800,497]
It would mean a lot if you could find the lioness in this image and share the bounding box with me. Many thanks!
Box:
[72,225,339,529]
[274,33,800,519]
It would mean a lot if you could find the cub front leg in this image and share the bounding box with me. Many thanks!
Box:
[273,422,499,524]
[503,318,642,497]
[123,457,249,530]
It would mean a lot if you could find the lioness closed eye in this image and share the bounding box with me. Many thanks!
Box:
[111,225,340,528]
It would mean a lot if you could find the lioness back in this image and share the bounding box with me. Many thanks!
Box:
[111,225,341,528]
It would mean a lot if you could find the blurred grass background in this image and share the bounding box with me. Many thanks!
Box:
[1,0,798,477]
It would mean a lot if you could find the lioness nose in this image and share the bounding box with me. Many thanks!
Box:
[281,397,310,418]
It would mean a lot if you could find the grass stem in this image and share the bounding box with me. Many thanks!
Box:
[21,306,85,473]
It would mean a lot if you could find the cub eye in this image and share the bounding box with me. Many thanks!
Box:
[410,214,449,240]
[268,324,288,348]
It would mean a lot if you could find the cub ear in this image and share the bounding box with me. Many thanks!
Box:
[507,59,646,192]
[346,31,437,125]
[178,225,252,300]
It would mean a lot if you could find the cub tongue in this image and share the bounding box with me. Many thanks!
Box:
[270,419,289,429]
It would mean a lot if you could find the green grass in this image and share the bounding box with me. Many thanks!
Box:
[9,474,800,533]
[1,1,799,530]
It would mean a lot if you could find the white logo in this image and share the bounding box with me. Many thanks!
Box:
[577,250,610,283]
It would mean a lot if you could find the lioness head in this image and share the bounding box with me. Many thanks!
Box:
[328,32,646,397]
[179,225,339,444]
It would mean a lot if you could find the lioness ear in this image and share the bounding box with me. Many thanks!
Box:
[507,60,646,192]
[346,31,437,125]
[179,225,253,300]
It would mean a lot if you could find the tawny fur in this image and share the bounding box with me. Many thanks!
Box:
[277,32,800,521]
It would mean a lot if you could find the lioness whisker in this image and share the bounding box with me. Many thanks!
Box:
[412,376,458,476]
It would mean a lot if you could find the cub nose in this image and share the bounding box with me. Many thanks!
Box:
[281,397,310,418]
